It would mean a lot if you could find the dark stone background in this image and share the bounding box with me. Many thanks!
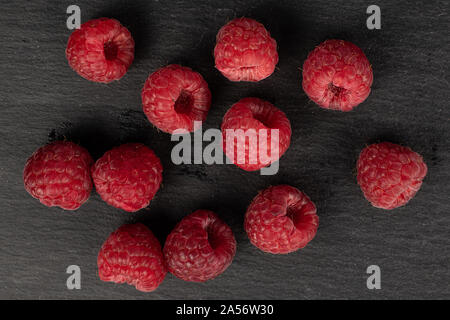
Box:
[0,0,448,299]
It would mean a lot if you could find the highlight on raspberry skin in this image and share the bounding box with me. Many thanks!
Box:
[214,17,279,82]
[23,141,93,210]
[302,39,373,111]
[357,142,428,210]
[163,210,237,282]
[66,17,135,83]
[244,185,319,254]
[97,223,167,292]
[141,64,212,134]
[91,143,163,212]
[221,97,291,171]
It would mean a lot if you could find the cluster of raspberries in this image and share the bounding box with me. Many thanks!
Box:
[22,17,428,292]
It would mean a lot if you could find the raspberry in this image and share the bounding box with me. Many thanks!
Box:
[302,40,373,111]
[23,141,93,210]
[141,64,212,134]
[357,142,428,210]
[91,143,162,212]
[244,185,319,254]
[221,97,291,171]
[214,17,278,82]
[164,210,236,282]
[97,223,167,292]
[66,18,134,83]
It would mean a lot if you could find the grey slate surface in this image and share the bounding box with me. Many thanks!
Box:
[0,0,449,299]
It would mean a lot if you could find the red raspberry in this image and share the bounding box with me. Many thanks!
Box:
[164,210,236,282]
[214,17,278,82]
[141,64,212,134]
[244,185,319,254]
[23,141,93,210]
[357,142,428,210]
[66,18,134,83]
[91,143,162,212]
[221,97,291,171]
[97,223,167,292]
[302,40,373,111]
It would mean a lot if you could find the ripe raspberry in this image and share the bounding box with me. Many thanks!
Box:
[244,185,319,254]
[357,142,427,210]
[97,223,167,292]
[23,141,93,210]
[302,40,373,111]
[141,64,212,134]
[66,18,134,83]
[164,210,236,282]
[221,97,291,171]
[91,143,162,212]
[214,17,278,82]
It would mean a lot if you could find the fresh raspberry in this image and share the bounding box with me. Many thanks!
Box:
[97,223,167,292]
[23,141,93,210]
[66,18,134,83]
[244,185,319,254]
[221,97,291,171]
[357,142,428,210]
[141,64,212,134]
[164,210,236,282]
[302,40,373,111]
[214,17,278,82]
[91,143,162,212]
